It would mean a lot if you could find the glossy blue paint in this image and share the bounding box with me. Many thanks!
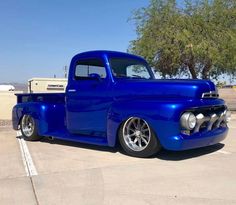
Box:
[12,50,228,151]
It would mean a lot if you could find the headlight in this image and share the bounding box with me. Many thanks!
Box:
[225,110,231,123]
[180,112,197,130]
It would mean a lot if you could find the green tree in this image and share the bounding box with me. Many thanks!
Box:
[129,0,236,79]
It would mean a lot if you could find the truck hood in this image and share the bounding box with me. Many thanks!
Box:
[113,79,217,99]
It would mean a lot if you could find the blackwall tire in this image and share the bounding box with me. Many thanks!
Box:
[20,115,42,141]
[119,117,161,158]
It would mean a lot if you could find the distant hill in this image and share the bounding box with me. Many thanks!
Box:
[13,83,28,92]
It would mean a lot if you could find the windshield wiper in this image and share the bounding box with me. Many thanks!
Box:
[115,74,148,79]
[131,75,147,79]
[115,74,131,78]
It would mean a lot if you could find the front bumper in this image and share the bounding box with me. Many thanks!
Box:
[163,126,228,151]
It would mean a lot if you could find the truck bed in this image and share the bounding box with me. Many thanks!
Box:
[16,93,65,104]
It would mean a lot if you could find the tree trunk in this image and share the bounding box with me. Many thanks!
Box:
[202,61,212,79]
[187,48,197,79]
[202,69,209,79]
[188,64,197,79]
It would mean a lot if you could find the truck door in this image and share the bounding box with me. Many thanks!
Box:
[66,57,112,137]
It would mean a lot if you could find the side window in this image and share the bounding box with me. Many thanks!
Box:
[75,58,107,79]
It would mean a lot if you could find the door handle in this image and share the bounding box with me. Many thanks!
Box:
[68,89,77,92]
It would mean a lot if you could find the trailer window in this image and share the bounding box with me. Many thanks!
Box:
[75,58,107,79]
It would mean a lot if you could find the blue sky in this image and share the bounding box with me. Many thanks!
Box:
[0,0,151,82]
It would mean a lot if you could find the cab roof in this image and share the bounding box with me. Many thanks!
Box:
[72,50,146,62]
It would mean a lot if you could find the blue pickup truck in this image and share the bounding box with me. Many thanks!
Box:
[12,50,230,157]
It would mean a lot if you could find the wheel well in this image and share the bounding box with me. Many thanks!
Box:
[115,120,124,147]
[17,116,24,130]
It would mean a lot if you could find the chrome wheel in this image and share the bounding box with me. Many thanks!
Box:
[21,115,35,137]
[122,117,151,152]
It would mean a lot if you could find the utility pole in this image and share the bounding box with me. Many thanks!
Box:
[64,66,68,78]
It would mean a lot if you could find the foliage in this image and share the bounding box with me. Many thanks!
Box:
[129,0,236,79]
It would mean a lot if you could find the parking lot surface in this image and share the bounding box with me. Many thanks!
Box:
[0,118,236,205]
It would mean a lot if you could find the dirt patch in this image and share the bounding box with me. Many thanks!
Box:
[0,120,12,127]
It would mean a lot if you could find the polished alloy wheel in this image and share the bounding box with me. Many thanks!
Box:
[21,115,35,137]
[122,117,151,152]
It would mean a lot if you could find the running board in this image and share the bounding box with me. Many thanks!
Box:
[43,130,109,146]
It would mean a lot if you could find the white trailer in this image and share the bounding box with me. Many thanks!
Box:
[0,85,15,91]
[28,78,67,93]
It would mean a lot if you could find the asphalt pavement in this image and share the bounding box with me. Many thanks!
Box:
[0,117,236,205]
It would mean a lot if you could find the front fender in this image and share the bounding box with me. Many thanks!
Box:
[107,98,184,147]
[106,98,226,148]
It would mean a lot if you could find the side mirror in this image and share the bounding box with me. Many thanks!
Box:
[89,73,102,81]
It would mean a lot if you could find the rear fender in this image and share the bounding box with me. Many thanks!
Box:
[12,102,49,135]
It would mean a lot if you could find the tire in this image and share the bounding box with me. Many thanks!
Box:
[119,117,161,158]
[20,115,42,141]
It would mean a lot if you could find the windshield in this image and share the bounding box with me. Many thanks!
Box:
[109,57,153,79]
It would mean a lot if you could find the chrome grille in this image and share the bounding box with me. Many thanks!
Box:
[181,105,227,135]
[193,111,226,133]
[202,91,219,98]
